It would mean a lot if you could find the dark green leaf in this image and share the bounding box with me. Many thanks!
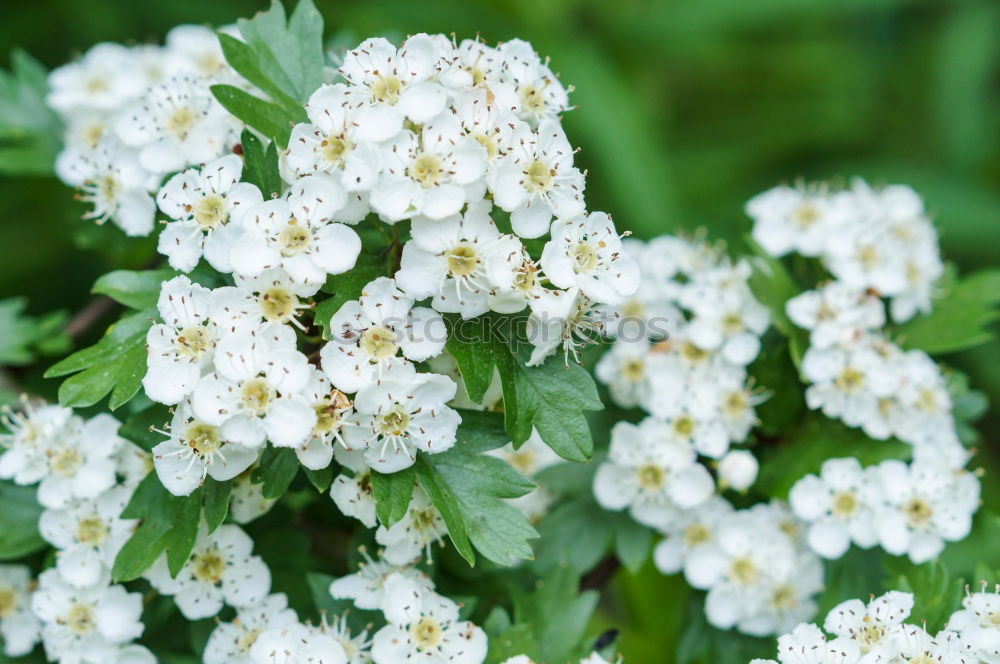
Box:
[111,520,169,582]
[165,487,202,577]
[202,479,231,533]
[252,446,299,499]
[371,466,415,528]
[92,269,177,310]
[120,405,171,452]
[513,566,599,664]
[0,481,45,560]
[239,129,282,198]
[302,464,334,493]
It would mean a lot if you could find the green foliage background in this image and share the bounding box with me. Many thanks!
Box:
[1,1,998,662]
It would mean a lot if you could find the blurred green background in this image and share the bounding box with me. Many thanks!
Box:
[1,0,998,661]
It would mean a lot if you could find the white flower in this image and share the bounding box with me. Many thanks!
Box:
[541,212,640,306]
[32,570,144,664]
[342,362,460,473]
[143,275,217,406]
[717,450,759,492]
[339,36,450,136]
[369,117,487,221]
[593,418,714,526]
[652,496,732,577]
[497,39,571,126]
[39,486,135,587]
[36,414,123,509]
[0,400,75,486]
[152,399,258,497]
[873,459,979,564]
[56,141,156,237]
[947,586,1000,664]
[146,524,270,619]
[249,622,348,664]
[823,591,913,664]
[372,574,487,664]
[284,83,381,190]
[295,370,355,470]
[396,200,521,319]
[212,268,319,334]
[595,337,654,409]
[191,326,316,449]
[114,441,153,490]
[525,287,604,366]
[321,277,446,393]
[491,120,586,238]
[451,88,528,166]
[745,185,847,258]
[375,488,448,565]
[230,469,277,525]
[164,24,232,81]
[328,549,432,611]
[788,457,882,559]
[316,614,373,664]
[116,75,234,174]
[204,593,299,664]
[0,564,41,657]
[330,448,376,528]
[47,43,146,113]
[231,175,360,290]
[156,154,263,272]
[786,283,885,350]
[774,623,860,664]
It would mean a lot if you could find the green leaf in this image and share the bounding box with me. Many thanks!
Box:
[501,353,603,462]
[113,473,202,581]
[165,487,202,577]
[614,517,653,572]
[316,252,392,339]
[534,496,616,574]
[210,84,300,147]
[416,412,537,566]
[120,405,171,452]
[371,466,415,528]
[896,269,1000,354]
[302,465,334,493]
[45,309,154,410]
[252,446,299,499]
[884,558,962,633]
[0,297,68,366]
[513,566,600,664]
[217,34,301,111]
[0,481,45,560]
[745,236,807,347]
[445,314,500,403]
[239,129,282,198]
[92,269,177,310]
[0,49,61,176]
[202,479,231,533]
[236,0,325,103]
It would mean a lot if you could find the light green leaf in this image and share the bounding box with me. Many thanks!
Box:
[513,566,599,664]
[92,269,177,310]
[0,481,45,560]
[370,466,415,528]
[896,269,1000,354]
[211,84,301,147]
[416,412,537,566]
[236,0,325,103]
[884,559,962,633]
[0,297,68,367]
[239,129,282,198]
[45,309,154,410]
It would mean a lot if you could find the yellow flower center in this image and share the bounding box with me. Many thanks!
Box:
[241,379,275,416]
[520,85,546,113]
[673,415,695,438]
[447,243,480,277]
[193,194,227,230]
[377,405,410,437]
[175,325,212,360]
[260,287,298,323]
[410,616,443,650]
[0,587,18,618]
[184,422,221,456]
[76,516,109,545]
[192,549,226,583]
[165,106,198,139]
[473,133,498,160]
[684,524,711,547]
[99,175,119,202]
[50,447,82,477]
[835,366,865,393]
[832,491,858,518]
[409,152,446,188]
[772,583,797,609]
[278,219,312,256]
[371,75,402,104]
[790,202,819,229]
[321,135,351,167]
[622,358,645,381]
[572,242,599,273]
[523,159,553,193]
[903,498,933,528]
[360,325,398,362]
[66,603,96,635]
[636,463,665,490]
[730,557,758,585]
[721,391,748,418]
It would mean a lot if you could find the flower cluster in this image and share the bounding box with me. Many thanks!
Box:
[750,586,1000,664]
[48,25,241,235]
[0,400,153,664]
[789,454,980,563]
[746,179,943,323]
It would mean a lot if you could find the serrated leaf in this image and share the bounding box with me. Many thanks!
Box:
[239,129,282,198]
[217,33,301,110]
[92,269,177,310]
[0,297,69,366]
[45,309,154,410]
[252,446,299,499]
[371,466,415,528]
[211,84,300,147]
[0,481,45,560]
[236,0,325,103]
[416,412,537,566]
[111,520,169,582]
[896,269,1000,354]
[202,479,231,533]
